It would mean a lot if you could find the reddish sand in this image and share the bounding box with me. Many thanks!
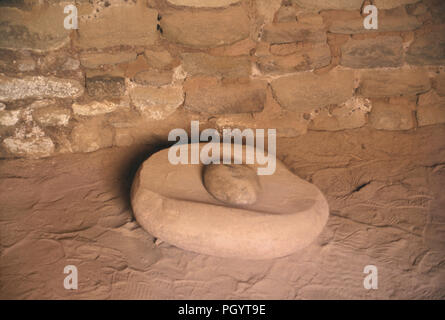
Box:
[1,125,444,299]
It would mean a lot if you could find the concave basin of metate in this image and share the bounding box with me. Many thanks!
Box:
[131,143,329,260]
[203,164,261,206]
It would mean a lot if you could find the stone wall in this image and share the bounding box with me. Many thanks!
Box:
[0,0,444,159]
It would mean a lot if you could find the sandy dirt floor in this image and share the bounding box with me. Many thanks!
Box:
[1,125,444,299]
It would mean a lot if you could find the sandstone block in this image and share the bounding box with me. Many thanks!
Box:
[275,6,297,22]
[0,4,70,51]
[369,98,415,130]
[257,44,331,74]
[181,53,251,78]
[359,69,431,97]
[130,85,184,120]
[74,4,158,49]
[133,70,173,86]
[270,43,299,56]
[262,23,326,44]
[86,76,125,99]
[33,106,71,127]
[297,13,324,25]
[406,30,445,66]
[417,91,445,126]
[144,50,175,70]
[3,126,54,158]
[208,38,257,57]
[0,109,20,126]
[72,101,122,116]
[309,96,371,131]
[184,79,266,114]
[255,0,283,23]
[341,37,403,68]
[161,7,249,48]
[124,55,151,78]
[0,76,84,101]
[271,69,354,113]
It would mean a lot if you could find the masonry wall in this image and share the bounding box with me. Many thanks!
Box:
[0,0,444,158]
[1,0,445,300]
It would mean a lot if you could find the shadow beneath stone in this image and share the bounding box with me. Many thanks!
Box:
[117,140,176,220]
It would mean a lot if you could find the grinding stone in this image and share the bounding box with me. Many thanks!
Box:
[131,143,329,259]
